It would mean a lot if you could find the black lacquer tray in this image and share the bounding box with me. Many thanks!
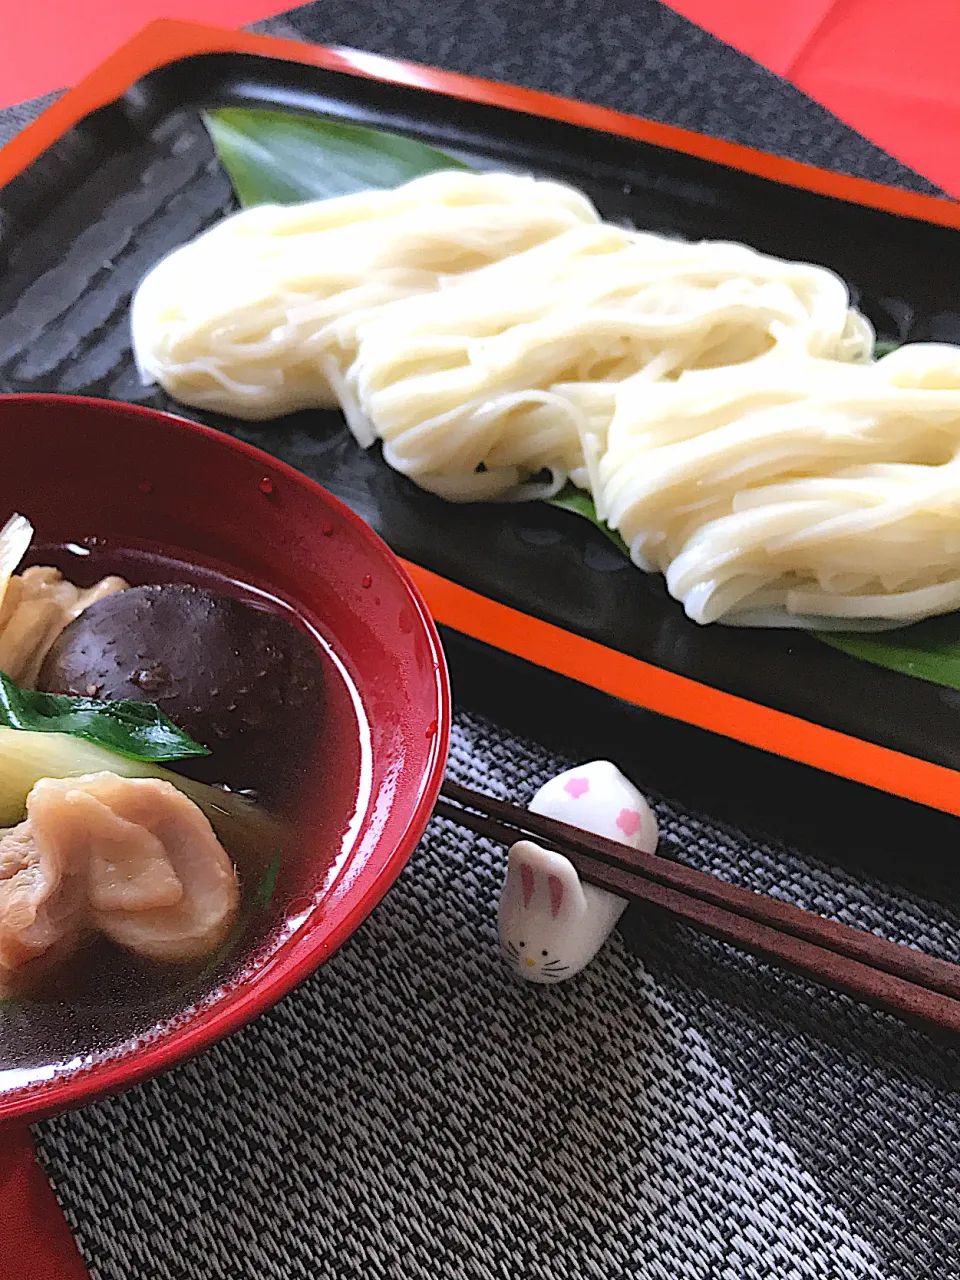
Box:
[4,21,960,817]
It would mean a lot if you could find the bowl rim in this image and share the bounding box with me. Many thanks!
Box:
[0,392,451,1126]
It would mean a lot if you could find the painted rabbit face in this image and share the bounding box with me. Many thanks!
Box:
[499,840,592,983]
[498,761,658,983]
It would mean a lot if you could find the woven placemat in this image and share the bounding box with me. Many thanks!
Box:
[5,2,959,1276]
[33,706,960,1279]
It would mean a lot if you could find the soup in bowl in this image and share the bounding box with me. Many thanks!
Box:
[0,393,450,1125]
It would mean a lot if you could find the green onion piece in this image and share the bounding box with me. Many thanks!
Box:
[0,671,210,762]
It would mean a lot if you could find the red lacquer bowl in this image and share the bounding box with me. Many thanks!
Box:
[0,393,450,1125]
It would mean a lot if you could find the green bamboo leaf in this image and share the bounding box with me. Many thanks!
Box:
[547,485,631,557]
[815,615,960,690]
[0,671,210,762]
[874,339,902,358]
[203,108,469,207]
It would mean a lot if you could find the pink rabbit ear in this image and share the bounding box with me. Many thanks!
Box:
[520,862,535,909]
[548,873,564,919]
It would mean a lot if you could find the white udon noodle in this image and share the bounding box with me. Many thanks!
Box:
[132,169,869,471]
[344,222,871,499]
[132,171,601,425]
[597,344,960,626]
[138,168,960,629]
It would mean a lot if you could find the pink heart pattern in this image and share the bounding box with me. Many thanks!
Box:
[563,777,590,799]
[616,808,641,837]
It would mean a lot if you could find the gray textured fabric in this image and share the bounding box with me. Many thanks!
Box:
[273,0,941,195]
[36,709,960,1280]
[0,90,62,148]
[6,3,960,1278]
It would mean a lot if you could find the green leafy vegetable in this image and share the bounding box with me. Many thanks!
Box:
[873,338,901,359]
[0,672,210,762]
[547,485,631,556]
[815,616,960,691]
[254,850,282,908]
[204,108,469,207]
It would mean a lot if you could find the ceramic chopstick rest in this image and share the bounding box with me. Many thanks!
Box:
[498,760,658,983]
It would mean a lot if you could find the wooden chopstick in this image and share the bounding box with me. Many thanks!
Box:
[436,780,960,1034]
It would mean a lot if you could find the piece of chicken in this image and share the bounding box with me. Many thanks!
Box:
[0,510,130,689]
[0,818,87,978]
[0,773,240,992]
[0,565,129,688]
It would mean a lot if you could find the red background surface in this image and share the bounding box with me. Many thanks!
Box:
[667,0,960,197]
[0,0,291,108]
[0,1129,88,1278]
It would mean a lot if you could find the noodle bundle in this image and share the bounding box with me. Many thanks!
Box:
[132,171,600,422]
[133,172,870,496]
[343,223,871,499]
[598,345,960,626]
[133,168,960,627]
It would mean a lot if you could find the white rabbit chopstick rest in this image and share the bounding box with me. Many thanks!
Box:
[498,760,658,984]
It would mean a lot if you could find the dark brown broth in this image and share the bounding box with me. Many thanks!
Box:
[0,541,368,1085]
